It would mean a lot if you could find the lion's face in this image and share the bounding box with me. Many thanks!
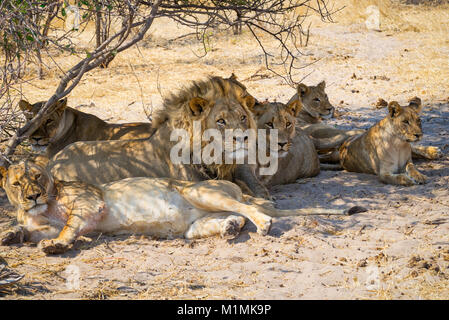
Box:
[388,97,423,143]
[203,95,254,160]
[0,160,52,214]
[180,78,256,163]
[252,100,302,158]
[297,81,334,119]
[19,98,68,153]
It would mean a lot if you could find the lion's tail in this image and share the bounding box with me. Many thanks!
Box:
[243,195,367,217]
[265,206,367,217]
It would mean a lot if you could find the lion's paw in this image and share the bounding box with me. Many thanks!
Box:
[413,172,428,185]
[221,216,245,239]
[0,226,25,245]
[38,239,69,255]
[427,146,443,160]
[256,215,272,236]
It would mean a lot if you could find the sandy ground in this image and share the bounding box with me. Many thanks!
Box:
[1,3,449,299]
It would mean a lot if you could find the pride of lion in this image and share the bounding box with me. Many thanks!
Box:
[0,75,442,254]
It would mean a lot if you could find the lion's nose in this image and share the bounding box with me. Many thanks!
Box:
[233,136,248,142]
[27,193,41,201]
[278,142,287,148]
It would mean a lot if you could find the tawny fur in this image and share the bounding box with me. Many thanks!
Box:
[0,160,360,254]
[19,98,153,157]
[287,81,334,125]
[339,99,428,186]
[287,84,441,163]
[235,101,320,190]
[48,76,257,185]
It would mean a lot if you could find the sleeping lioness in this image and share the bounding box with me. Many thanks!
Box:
[0,159,363,254]
[339,98,428,186]
[19,98,153,157]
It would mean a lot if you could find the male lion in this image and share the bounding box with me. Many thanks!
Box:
[19,98,153,157]
[0,160,363,254]
[339,98,428,186]
[48,76,268,196]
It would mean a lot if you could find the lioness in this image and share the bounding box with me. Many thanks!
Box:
[287,81,334,125]
[339,98,428,186]
[48,76,271,197]
[235,100,322,189]
[285,81,363,159]
[19,98,153,157]
[287,83,441,162]
[0,160,363,254]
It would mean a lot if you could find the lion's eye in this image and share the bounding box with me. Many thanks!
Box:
[217,119,226,125]
[266,122,274,128]
[286,122,292,128]
[35,174,41,180]
[12,181,20,187]
[313,98,320,102]
[403,120,409,125]
[240,115,247,122]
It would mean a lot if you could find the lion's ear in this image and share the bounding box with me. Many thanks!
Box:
[388,101,403,118]
[57,98,68,111]
[250,100,267,117]
[229,73,238,81]
[242,95,256,110]
[189,97,209,117]
[318,81,326,90]
[287,99,302,117]
[297,83,309,97]
[408,97,422,113]
[19,100,33,112]
[0,166,7,189]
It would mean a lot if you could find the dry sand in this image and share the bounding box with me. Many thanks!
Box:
[1,2,448,299]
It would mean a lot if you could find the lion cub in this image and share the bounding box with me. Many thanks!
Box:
[339,98,428,186]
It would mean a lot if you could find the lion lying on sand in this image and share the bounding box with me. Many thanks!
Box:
[287,82,441,163]
[19,98,153,157]
[0,159,365,254]
[235,100,321,189]
[339,98,428,186]
[47,76,262,192]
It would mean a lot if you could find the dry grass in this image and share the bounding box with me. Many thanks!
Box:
[330,0,449,32]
